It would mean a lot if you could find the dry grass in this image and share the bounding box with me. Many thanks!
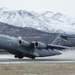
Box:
[0,63,75,75]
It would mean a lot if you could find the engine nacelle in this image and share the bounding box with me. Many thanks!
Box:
[18,39,30,47]
[35,42,46,49]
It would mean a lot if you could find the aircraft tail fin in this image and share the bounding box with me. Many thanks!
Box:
[51,34,69,45]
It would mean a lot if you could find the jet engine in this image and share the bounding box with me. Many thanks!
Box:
[18,39,30,47]
[35,42,46,49]
[18,39,47,49]
[18,40,35,48]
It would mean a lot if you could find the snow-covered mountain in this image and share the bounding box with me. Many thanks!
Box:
[0,7,75,34]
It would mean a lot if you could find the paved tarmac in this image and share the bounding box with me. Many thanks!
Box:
[0,49,75,64]
[0,51,75,64]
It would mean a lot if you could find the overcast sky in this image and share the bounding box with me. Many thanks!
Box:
[0,0,75,17]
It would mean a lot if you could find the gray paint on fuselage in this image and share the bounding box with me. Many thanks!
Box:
[0,34,62,58]
[0,35,35,55]
[0,35,26,54]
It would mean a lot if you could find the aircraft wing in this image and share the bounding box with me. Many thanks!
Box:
[17,48,39,57]
[46,44,72,50]
[18,38,73,50]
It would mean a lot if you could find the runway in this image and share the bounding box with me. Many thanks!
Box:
[0,49,75,64]
[0,53,75,64]
[0,51,75,75]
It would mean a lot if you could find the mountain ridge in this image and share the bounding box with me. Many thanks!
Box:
[0,22,75,46]
[0,7,75,34]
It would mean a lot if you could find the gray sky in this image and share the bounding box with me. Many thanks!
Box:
[0,0,75,17]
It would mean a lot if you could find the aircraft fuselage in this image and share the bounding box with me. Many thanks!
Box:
[0,34,61,59]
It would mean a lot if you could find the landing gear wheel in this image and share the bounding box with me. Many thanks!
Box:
[15,55,17,58]
[18,56,23,59]
[32,57,35,59]
[15,55,23,59]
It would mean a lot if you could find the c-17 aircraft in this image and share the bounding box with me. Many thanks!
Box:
[0,34,72,59]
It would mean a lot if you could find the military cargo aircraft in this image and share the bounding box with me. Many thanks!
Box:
[0,34,72,59]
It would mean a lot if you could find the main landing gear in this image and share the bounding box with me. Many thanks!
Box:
[15,54,36,59]
[15,54,23,59]
[31,57,35,59]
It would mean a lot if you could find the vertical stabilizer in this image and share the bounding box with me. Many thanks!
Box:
[51,34,68,45]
